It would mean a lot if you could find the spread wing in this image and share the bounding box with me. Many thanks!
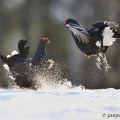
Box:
[92,21,119,31]
[66,24,91,43]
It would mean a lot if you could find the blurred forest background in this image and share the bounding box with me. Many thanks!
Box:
[0,0,120,89]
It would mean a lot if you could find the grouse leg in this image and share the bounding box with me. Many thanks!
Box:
[96,54,102,69]
[102,54,111,72]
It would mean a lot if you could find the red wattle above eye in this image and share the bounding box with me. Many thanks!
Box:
[64,20,66,25]
[42,37,48,41]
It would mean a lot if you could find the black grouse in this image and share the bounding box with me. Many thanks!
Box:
[0,37,54,89]
[64,19,120,71]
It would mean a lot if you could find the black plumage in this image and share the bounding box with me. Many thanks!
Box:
[0,38,54,89]
[64,19,120,71]
[0,39,29,67]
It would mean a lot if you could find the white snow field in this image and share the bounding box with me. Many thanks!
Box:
[0,86,120,120]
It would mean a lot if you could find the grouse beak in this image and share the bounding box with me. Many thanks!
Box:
[46,39,50,44]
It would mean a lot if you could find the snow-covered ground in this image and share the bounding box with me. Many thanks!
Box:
[0,87,120,120]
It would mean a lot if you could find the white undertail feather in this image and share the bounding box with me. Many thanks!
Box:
[102,27,116,46]
[95,41,101,48]
[11,50,18,56]
[7,50,18,58]
[3,50,18,70]
[3,64,9,71]
[7,55,11,58]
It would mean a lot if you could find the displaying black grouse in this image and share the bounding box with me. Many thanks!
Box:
[64,19,120,71]
[0,37,54,89]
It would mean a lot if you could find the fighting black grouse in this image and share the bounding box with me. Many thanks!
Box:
[64,19,120,71]
[0,37,54,89]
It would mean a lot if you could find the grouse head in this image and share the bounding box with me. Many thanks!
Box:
[41,37,50,44]
[64,19,79,28]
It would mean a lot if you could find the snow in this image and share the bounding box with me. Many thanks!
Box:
[0,88,120,120]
